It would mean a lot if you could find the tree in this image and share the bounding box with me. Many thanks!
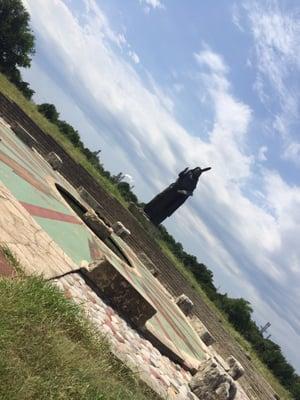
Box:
[117,182,138,203]
[38,103,60,123]
[8,68,34,99]
[0,0,35,76]
[220,296,253,333]
[112,172,125,184]
[57,120,82,147]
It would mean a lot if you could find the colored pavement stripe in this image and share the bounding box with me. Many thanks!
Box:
[20,201,82,225]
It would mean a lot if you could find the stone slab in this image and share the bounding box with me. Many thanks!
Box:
[189,315,216,346]
[46,151,63,170]
[82,257,157,327]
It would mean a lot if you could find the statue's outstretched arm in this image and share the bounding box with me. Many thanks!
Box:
[200,167,211,173]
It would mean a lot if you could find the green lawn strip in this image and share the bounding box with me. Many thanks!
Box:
[0,250,160,400]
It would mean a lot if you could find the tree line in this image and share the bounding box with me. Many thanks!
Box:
[1,1,299,398]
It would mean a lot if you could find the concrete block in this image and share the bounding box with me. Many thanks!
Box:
[112,221,131,239]
[176,294,194,316]
[188,315,216,346]
[46,151,63,170]
[189,358,237,400]
[226,357,244,381]
[83,209,113,241]
[138,252,159,277]
[82,256,157,327]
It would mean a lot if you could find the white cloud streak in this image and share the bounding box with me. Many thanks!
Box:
[258,146,268,161]
[139,0,164,13]
[128,50,140,64]
[239,0,300,166]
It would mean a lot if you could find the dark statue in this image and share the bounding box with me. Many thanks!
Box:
[144,166,211,225]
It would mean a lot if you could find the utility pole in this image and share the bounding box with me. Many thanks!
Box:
[260,322,271,335]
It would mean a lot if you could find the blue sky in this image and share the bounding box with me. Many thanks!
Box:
[21,0,300,371]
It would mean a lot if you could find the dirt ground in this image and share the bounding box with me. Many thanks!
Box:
[0,93,278,400]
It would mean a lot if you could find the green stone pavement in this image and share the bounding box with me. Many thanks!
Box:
[0,121,205,368]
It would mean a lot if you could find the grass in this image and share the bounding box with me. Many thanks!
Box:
[0,248,160,400]
[0,74,292,399]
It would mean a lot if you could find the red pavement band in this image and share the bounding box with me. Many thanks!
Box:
[20,201,82,225]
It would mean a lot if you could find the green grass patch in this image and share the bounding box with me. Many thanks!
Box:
[0,276,161,400]
[0,251,160,400]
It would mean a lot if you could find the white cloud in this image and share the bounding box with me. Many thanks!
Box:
[232,3,244,32]
[22,0,300,371]
[82,0,128,48]
[173,83,184,93]
[240,0,300,166]
[258,146,268,161]
[282,142,300,166]
[139,0,164,13]
[194,45,252,182]
[123,174,135,185]
[247,1,300,94]
[128,50,140,64]
[195,47,228,75]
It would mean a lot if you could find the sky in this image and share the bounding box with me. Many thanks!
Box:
[21,0,300,372]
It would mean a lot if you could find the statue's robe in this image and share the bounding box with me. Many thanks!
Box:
[144,168,199,225]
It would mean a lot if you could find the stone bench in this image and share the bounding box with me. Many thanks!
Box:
[46,151,63,170]
[188,315,216,346]
[226,356,245,381]
[83,209,113,241]
[82,256,157,328]
[112,221,131,239]
[138,252,159,277]
[176,294,194,316]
